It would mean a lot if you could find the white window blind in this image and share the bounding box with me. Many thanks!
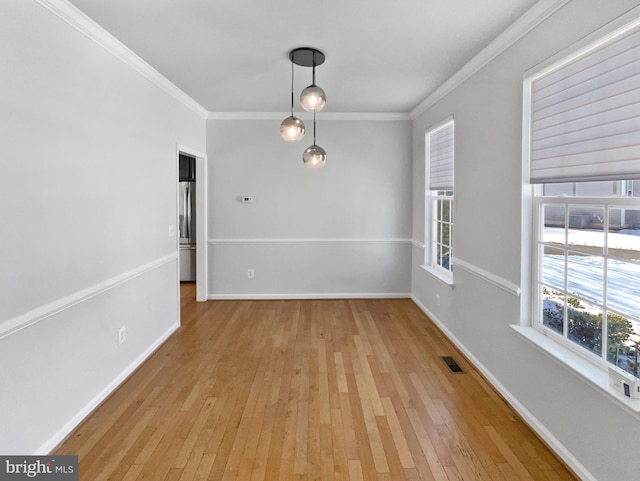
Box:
[529,22,640,184]
[429,121,454,191]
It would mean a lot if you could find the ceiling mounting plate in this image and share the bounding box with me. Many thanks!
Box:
[289,47,325,67]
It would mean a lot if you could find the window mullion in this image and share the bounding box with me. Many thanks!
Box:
[431,195,437,267]
[602,205,610,363]
[562,204,569,338]
[447,198,453,272]
[438,198,442,265]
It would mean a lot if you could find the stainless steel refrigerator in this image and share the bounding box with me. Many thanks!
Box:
[179,154,196,281]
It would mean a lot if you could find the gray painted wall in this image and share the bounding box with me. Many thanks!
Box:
[4,1,639,479]
[411,2,640,480]
[207,118,413,297]
[0,0,205,453]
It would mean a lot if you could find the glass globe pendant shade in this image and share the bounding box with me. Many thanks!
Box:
[302,144,327,168]
[280,115,305,142]
[300,85,326,112]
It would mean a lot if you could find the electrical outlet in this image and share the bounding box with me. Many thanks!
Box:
[118,326,126,345]
[436,294,441,306]
[609,366,640,399]
[247,269,255,278]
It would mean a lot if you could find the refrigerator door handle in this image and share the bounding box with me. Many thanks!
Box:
[185,184,191,241]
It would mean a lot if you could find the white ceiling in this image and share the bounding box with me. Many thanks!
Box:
[67,0,541,114]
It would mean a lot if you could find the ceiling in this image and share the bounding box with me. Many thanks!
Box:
[68,0,541,114]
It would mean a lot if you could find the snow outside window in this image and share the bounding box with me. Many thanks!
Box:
[534,183,640,377]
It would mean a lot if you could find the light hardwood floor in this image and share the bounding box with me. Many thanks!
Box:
[55,283,578,481]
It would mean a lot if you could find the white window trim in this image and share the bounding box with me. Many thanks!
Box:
[531,194,639,358]
[520,179,640,415]
[424,117,455,285]
[431,191,454,272]
[420,264,455,286]
[421,190,455,286]
[519,12,640,414]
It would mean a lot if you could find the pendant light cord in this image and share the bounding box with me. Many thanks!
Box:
[290,59,295,116]
[312,50,317,144]
[312,50,316,86]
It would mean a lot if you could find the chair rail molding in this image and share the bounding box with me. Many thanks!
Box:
[0,253,178,340]
[208,237,413,246]
[452,256,521,297]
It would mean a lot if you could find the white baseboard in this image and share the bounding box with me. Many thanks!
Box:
[208,293,411,300]
[37,322,179,455]
[410,295,594,481]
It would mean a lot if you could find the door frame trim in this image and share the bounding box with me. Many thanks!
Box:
[177,144,208,302]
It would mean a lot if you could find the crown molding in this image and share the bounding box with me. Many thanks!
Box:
[207,111,411,121]
[410,0,571,119]
[35,0,209,119]
[35,0,569,123]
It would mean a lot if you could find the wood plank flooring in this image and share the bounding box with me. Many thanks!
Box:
[55,284,578,480]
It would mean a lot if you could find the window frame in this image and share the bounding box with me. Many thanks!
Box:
[423,118,455,285]
[531,189,640,370]
[519,13,640,413]
[430,190,454,276]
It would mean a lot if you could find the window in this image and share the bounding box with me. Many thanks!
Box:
[534,182,640,375]
[425,119,454,282]
[525,19,640,380]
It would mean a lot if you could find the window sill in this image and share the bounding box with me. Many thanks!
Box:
[420,265,454,287]
[511,325,640,416]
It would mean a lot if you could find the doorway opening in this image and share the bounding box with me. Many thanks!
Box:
[178,153,196,283]
[177,145,207,303]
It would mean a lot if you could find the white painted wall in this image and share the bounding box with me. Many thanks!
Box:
[0,0,205,453]
[207,118,413,297]
[411,2,640,480]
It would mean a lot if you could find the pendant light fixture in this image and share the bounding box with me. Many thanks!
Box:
[303,111,327,168]
[299,49,326,112]
[279,56,305,142]
[282,47,327,168]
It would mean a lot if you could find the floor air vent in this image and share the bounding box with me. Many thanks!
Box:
[441,356,464,374]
